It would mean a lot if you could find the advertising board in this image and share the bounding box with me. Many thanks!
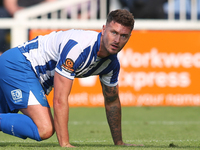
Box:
[29,29,200,106]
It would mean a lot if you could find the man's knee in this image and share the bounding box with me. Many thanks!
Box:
[38,122,55,140]
[20,105,54,140]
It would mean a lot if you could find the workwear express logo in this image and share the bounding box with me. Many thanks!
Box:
[11,89,23,103]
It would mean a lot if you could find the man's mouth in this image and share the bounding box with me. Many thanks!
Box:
[111,44,119,50]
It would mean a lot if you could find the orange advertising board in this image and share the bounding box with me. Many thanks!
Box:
[29,29,200,107]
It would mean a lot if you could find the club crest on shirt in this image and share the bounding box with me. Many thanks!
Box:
[62,58,74,73]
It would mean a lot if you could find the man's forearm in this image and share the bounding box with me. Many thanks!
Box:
[105,100,123,145]
[53,98,70,147]
[101,83,124,145]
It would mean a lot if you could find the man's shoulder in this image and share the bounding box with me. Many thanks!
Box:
[65,29,99,48]
[67,29,99,36]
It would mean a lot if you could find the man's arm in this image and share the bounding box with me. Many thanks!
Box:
[100,82,124,145]
[53,71,74,147]
[101,82,144,146]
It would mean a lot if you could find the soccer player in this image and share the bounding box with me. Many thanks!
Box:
[0,9,140,147]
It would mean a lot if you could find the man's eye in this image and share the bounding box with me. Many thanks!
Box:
[121,35,127,38]
[112,31,117,35]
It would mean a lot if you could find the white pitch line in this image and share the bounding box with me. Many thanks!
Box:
[71,139,199,143]
[125,139,199,143]
[123,121,200,125]
[69,121,200,125]
[72,140,107,143]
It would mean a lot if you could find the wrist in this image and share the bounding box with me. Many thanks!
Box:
[59,141,70,147]
[115,141,124,145]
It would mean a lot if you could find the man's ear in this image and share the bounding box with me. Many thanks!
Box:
[102,25,106,35]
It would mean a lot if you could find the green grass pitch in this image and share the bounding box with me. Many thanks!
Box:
[0,107,200,150]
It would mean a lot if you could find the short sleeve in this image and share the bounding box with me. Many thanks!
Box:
[99,58,120,87]
[55,39,81,80]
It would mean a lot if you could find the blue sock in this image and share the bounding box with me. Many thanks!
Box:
[0,113,42,141]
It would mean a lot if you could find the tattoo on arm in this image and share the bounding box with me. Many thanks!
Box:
[102,84,119,103]
[101,83,122,144]
[106,105,122,144]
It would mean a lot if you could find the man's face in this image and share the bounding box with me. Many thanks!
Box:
[101,21,132,56]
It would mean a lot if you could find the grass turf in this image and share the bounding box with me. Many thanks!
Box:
[0,107,200,149]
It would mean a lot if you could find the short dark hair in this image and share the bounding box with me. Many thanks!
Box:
[106,9,135,30]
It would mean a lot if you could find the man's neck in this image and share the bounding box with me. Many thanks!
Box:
[97,37,110,58]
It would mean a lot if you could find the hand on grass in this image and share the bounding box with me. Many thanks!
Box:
[67,144,75,148]
[116,141,144,147]
[61,143,75,148]
[123,143,144,147]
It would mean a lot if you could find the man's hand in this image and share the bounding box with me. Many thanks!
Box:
[118,142,145,147]
[62,143,75,148]
[115,140,144,147]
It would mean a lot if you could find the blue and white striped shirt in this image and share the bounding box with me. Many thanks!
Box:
[18,29,120,94]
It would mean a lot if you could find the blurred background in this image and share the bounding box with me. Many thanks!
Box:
[0,0,200,107]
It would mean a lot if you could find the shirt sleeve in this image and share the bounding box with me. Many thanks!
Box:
[55,39,82,80]
[99,57,120,87]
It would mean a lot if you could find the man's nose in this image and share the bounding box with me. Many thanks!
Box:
[114,35,120,43]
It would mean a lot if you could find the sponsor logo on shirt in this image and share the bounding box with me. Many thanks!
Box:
[62,58,74,73]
